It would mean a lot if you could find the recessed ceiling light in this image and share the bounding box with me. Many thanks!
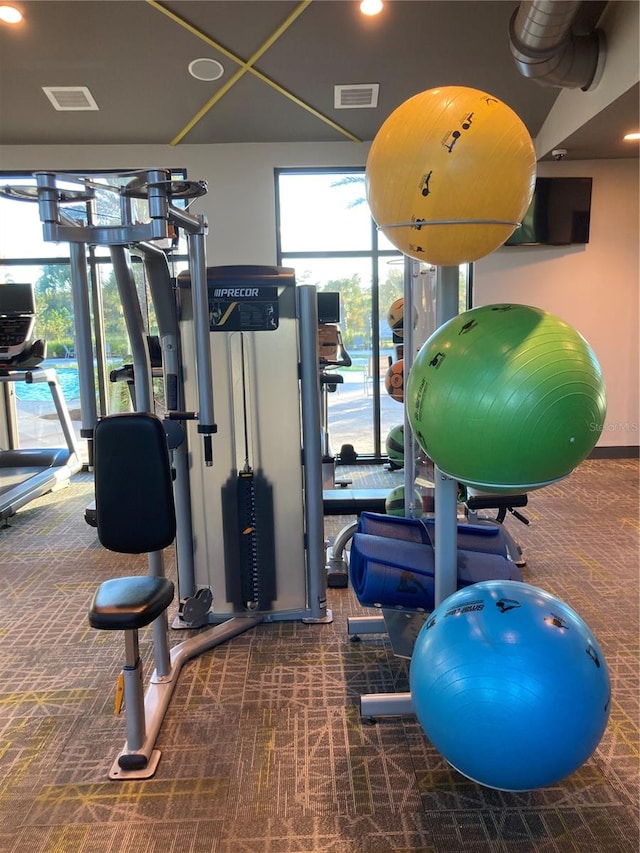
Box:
[623,132,640,141]
[360,0,383,16]
[0,5,22,24]
[188,58,224,82]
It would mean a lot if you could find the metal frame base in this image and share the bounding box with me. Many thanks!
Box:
[349,615,417,720]
[347,615,386,636]
[360,692,414,719]
[302,608,333,624]
[107,616,262,780]
[109,749,162,781]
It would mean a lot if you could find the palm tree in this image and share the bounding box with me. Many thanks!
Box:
[330,174,367,208]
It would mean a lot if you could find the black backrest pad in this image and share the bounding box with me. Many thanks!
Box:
[95,413,176,554]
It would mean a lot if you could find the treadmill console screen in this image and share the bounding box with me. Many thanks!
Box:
[317,291,340,325]
[0,283,36,361]
[0,283,36,315]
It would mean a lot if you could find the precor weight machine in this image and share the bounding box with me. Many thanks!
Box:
[177,264,329,624]
[8,169,329,777]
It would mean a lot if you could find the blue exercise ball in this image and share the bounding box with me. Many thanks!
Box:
[410,580,611,791]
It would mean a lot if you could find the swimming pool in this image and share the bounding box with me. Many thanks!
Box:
[14,363,82,403]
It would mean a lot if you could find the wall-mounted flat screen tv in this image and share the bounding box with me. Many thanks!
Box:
[505,177,593,246]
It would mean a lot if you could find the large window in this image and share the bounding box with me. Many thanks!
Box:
[276,168,403,459]
[276,168,470,461]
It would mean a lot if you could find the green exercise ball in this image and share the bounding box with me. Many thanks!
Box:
[385,485,425,518]
[385,424,405,466]
[405,303,607,492]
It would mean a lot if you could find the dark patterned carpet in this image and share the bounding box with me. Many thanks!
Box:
[0,458,637,852]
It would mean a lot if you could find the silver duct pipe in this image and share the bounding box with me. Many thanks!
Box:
[509,0,604,90]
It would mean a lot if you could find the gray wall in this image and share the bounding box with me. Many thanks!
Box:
[475,158,639,451]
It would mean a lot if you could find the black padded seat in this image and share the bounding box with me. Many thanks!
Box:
[466,493,528,524]
[320,372,344,384]
[89,576,174,631]
[323,488,389,516]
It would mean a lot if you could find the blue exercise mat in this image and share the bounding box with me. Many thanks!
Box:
[350,513,522,611]
[357,511,509,556]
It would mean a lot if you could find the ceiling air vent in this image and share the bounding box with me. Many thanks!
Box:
[42,86,99,111]
[334,83,379,109]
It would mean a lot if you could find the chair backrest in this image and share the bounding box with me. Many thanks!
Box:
[94,412,176,554]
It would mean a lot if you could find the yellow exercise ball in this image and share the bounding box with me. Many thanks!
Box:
[366,86,536,266]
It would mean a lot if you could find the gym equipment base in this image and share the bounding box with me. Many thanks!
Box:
[361,692,414,720]
[108,615,262,780]
[172,606,333,629]
[349,609,428,660]
[349,611,419,720]
[302,609,333,624]
[109,749,162,781]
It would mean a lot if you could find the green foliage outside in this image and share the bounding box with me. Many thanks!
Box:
[311,266,404,351]
[32,261,151,360]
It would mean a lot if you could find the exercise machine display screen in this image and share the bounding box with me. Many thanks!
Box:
[0,283,36,361]
[317,291,340,325]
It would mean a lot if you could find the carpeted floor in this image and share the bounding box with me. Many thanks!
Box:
[0,457,638,852]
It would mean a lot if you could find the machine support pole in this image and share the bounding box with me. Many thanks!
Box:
[297,285,329,621]
[68,241,98,465]
[434,265,461,606]
[110,245,153,413]
[141,245,197,599]
[146,551,172,678]
[403,256,417,517]
[123,630,146,751]
[46,372,81,460]
[140,245,181,398]
[188,227,216,464]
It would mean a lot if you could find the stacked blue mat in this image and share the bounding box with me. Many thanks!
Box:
[349,512,523,611]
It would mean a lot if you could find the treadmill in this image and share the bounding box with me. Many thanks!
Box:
[0,283,82,522]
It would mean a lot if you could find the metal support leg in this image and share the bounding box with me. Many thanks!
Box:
[360,692,414,719]
[122,630,147,754]
[111,627,163,781]
[434,467,459,606]
[347,614,386,637]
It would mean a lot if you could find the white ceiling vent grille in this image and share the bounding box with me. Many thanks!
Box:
[42,86,99,111]
[334,84,379,109]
